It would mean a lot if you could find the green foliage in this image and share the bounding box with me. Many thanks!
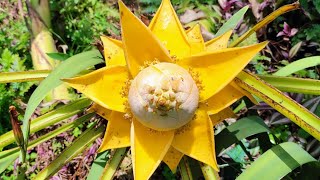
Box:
[1,0,319,179]
[50,0,120,54]
[292,24,320,46]
[300,0,320,19]
[0,49,33,135]
[237,142,316,180]
[87,150,110,179]
[0,5,30,60]
[304,24,320,41]
[138,0,217,14]
[274,56,320,79]
[0,163,15,180]
[0,1,32,136]
[72,126,82,137]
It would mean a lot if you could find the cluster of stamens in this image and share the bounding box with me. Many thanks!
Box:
[143,83,182,116]
[188,67,203,91]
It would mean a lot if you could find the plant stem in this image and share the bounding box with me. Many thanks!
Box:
[17,148,26,180]
[100,148,128,180]
[178,156,193,180]
[199,162,219,180]
[26,0,70,101]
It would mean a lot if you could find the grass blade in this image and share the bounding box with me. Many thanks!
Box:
[0,153,18,175]
[35,125,104,179]
[215,6,249,36]
[273,56,320,76]
[258,75,320,95]
[237,142,316,179]
[0,70,49,83]
[179,156,193,180]
[235,71,320,141]
[100,148,128,180]
[86,151,110,180]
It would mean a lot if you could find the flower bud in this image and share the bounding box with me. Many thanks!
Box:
[9,106,24,147]
[128,63,199,131]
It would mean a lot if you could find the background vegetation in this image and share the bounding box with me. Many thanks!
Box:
[0,0,319,179]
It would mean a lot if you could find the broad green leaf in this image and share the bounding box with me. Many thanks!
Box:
[215,116,270,153]
[0,98,91,149]
[215,6,249,37]
[237,142,316,180]
[258,75,320,95]
[0,70,49,83]
[22,50,103,145]
[47,53,71,61]
[100,148,127,180]
[87,150,110,180]
[0,113,94,174]
[235,71,320,141]
[230,3,300,47]
[273,56,320,76]
[35,125,104,179]
[0,153,17,175]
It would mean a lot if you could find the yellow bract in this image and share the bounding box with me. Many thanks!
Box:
[149,0,191,58]
[177,42,268,101]
[119,1,172,77]
[98,111,130,151]
[100,36,126,66]
[63,0,267,179]
[64,66,129,112]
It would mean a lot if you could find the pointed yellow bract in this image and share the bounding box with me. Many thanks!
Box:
[88,103,112,120]
[210,107,236,125]
[230,81,258,104]
[205,30,233,51]
[186,24,205,54]
[100,36,126,66]
[149,0,191,59]
[205,84,247,115]
[119,1,172,77]
[178,42,268,101]
[163,147,184,172]
[98,111,131,152]
[131,119,174,180]
[172,108,219,171]
[63,66,129,112]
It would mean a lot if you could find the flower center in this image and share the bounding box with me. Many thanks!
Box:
[128,62,199,131]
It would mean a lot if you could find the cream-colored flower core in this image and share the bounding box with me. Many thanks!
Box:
[128,62,199,131]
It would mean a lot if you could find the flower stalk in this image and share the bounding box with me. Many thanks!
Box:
[9,106,26,180]
[234,71,320,141]
[230,2,300,47]
[178,156,193,180]
[26,0,70,101]
[100,148,128,179]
